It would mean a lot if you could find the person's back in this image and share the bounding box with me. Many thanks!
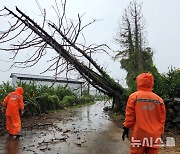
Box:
[5,91,23,116]
[122,73,166,154]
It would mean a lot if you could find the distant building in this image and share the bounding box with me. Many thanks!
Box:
[10,73,84,96]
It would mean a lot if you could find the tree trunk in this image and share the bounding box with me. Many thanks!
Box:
[1,7,125,112]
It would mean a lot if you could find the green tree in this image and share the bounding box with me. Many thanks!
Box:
[154,67,180,98]
[114,1,158,93]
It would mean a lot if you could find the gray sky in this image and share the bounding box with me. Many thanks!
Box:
[0,0,180,87]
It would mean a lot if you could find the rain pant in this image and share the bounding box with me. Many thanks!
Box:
[130,146,159,154]
[2,87,24,135]
[123,73,166,154]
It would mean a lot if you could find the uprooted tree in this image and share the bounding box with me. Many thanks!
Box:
[0,1,125,112]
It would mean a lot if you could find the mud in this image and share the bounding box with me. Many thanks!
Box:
[0,102,129,154]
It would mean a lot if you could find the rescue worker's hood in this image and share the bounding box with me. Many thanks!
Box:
[136,73,154,91]
[15,87,24,95]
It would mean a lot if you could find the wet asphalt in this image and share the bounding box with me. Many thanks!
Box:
[0,101,129,154]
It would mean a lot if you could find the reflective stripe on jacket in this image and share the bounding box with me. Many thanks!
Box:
[123,73,166,144]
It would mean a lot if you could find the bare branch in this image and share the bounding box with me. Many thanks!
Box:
[0,4,124,101]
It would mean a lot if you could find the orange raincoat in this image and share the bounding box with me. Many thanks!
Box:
[2,87,24,135]
[123,73,166,154]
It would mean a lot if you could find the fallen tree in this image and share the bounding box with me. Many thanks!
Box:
[0,2,125,111]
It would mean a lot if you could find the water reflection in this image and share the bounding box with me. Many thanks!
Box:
[0,102,129,154]
[4,136,20,154]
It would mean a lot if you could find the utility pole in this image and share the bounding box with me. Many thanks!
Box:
[87,50,91,96]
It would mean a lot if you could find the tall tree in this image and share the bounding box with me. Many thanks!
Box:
[114,1,158,93]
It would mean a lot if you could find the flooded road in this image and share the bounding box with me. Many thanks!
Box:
[0,102,129,154]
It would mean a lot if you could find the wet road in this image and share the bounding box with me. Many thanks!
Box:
[0,101,129,154]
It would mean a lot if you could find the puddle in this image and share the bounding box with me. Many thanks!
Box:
[0,101,129,154]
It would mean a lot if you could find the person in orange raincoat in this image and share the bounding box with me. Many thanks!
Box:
[122,73,166,154]
[2,87,24,138]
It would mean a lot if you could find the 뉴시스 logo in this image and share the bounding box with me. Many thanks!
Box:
[130,137,176,147]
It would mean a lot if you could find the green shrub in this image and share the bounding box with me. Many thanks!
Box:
[0,82,14,102]
[61,95,77,107]
[154,68,180,98]
[0,81,88,116]
[35,93,61,113]
[80,96,92,104]
[24,98,40,116]
[55,86,76,101]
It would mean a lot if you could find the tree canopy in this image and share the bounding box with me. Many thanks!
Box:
[114,1,158,93]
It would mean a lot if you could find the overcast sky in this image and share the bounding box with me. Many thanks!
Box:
[0,0,180,87]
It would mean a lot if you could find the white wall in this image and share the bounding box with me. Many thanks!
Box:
[12,77,83,96]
